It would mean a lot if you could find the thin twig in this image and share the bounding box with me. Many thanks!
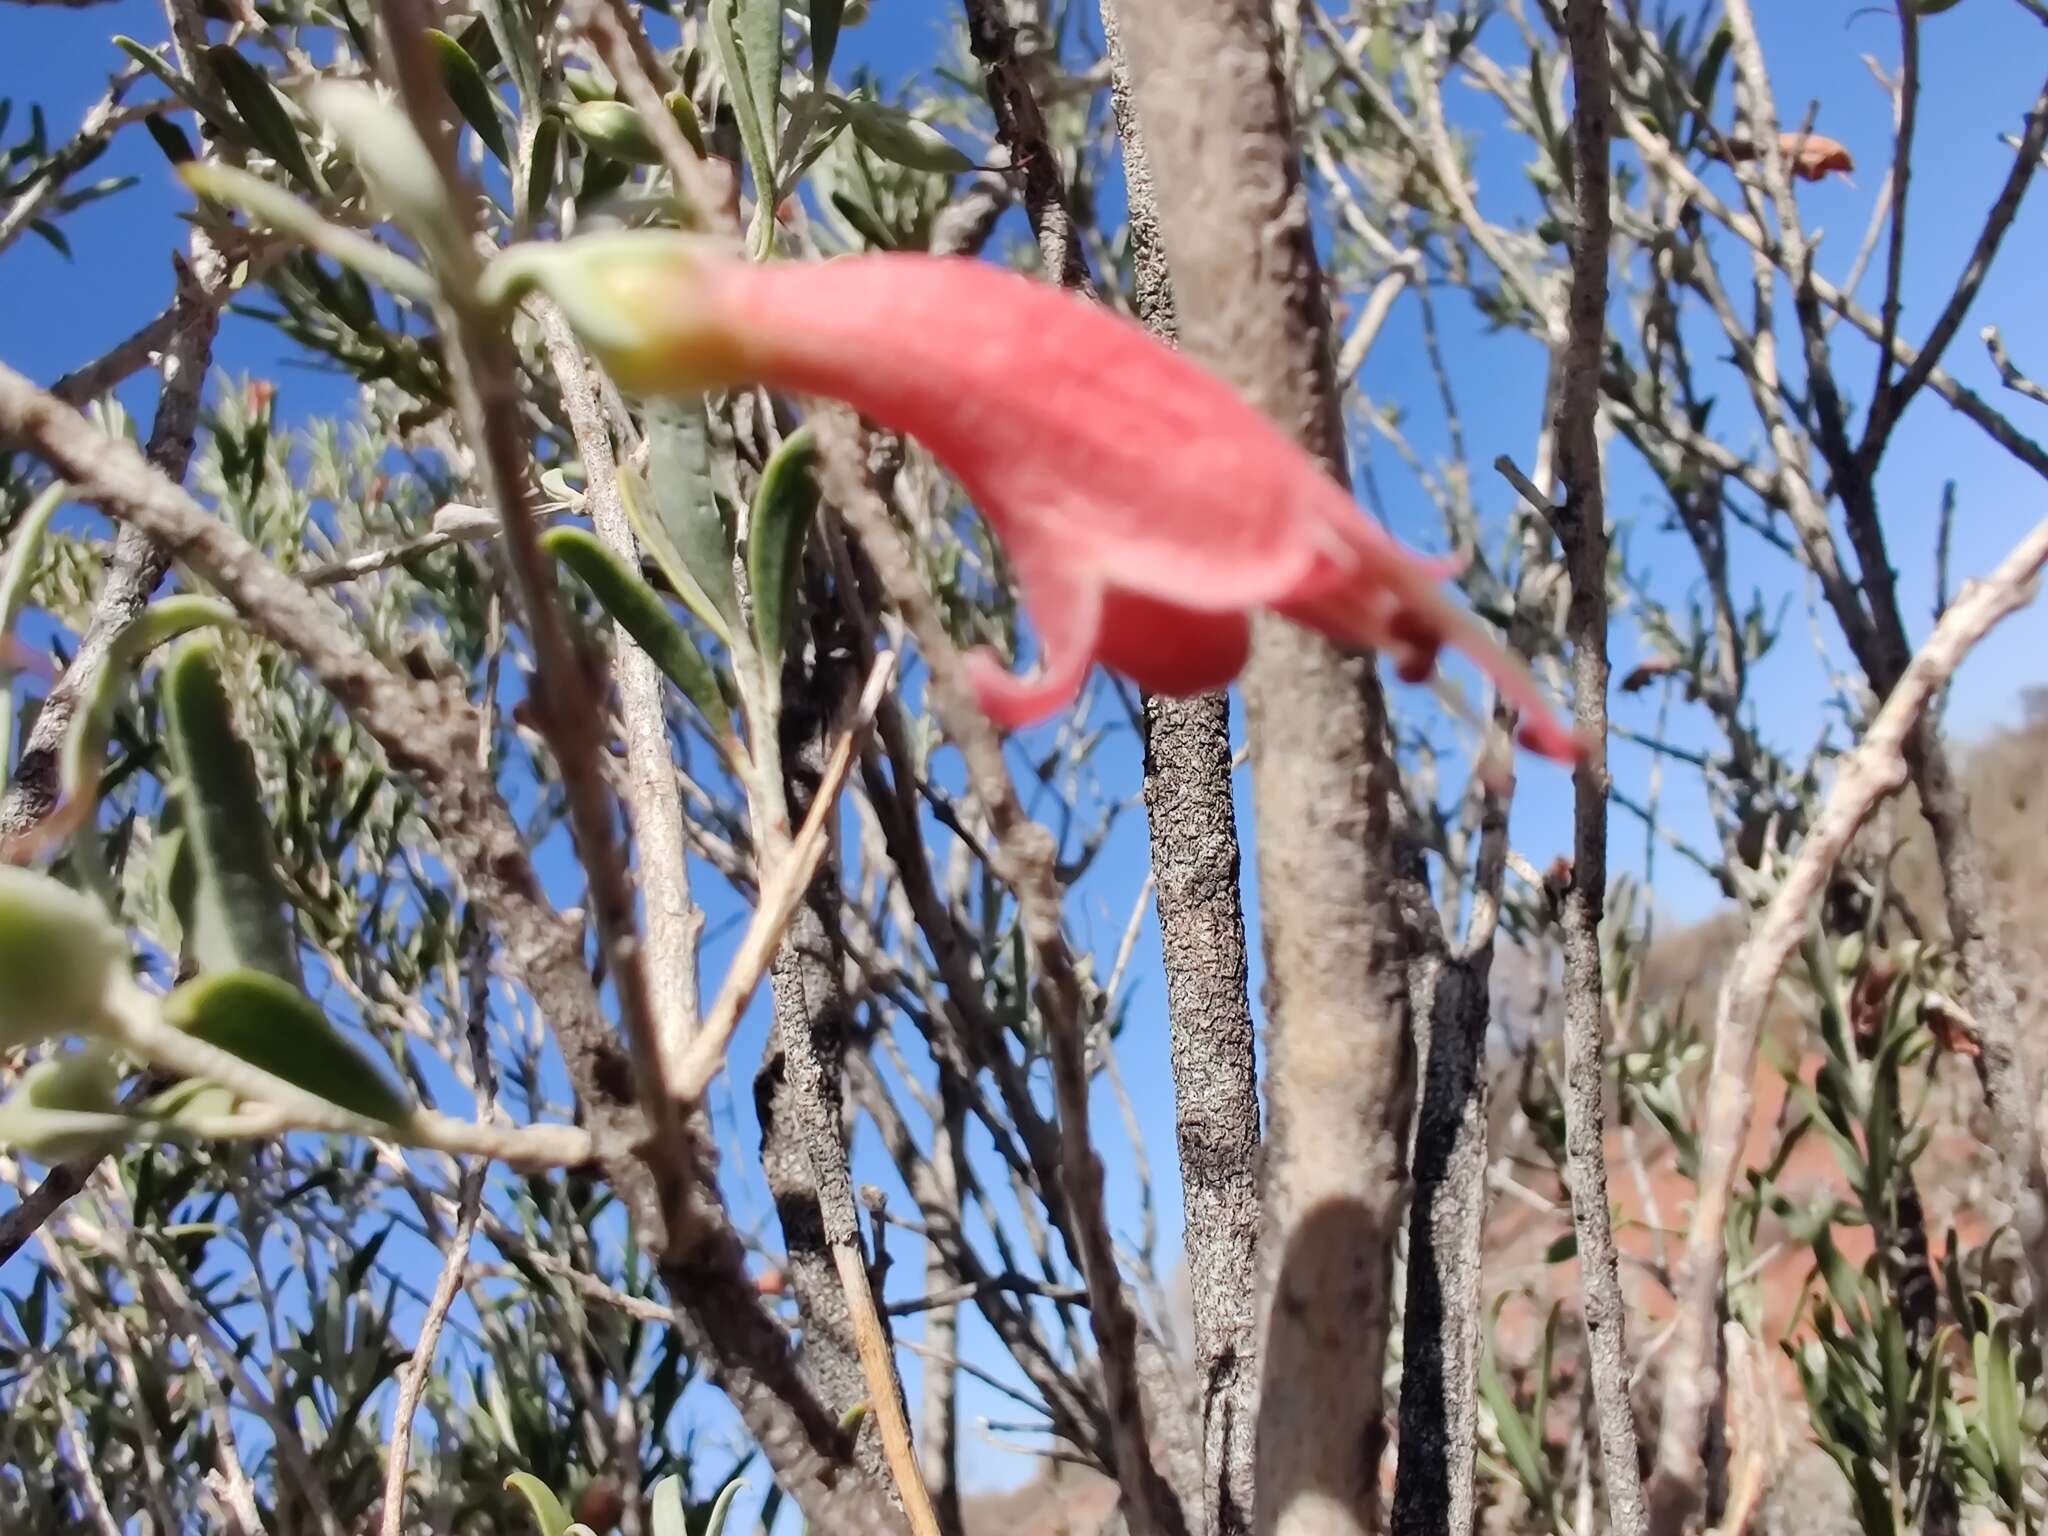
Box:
[1552,8,1648,1535]
[675,651,896,1103]
[1646,516,2048,1536]
[53,1395,125,1536]
[959,0,1095,292]
[1984,325,2048,407]
[1870,2,1919,412]
[0,70,142,258]
[571,0,737,228]
[537,300,705,1072]
[381,929,495,1536]
[0,236,231,844]
[819,419,1187,1536]
[1867,72,2048,451]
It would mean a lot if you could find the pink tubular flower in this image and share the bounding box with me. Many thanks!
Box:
[487,233,1583,764]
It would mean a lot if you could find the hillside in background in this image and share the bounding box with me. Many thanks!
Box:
[962,700,2047,1536]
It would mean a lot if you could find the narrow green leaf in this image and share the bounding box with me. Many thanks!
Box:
[427,28,510,164]
[665,90,708,157]
[738,0,784,177]
[28,220,70,260]
[579,150,632,208]
[564,69,616,104]
[181,162,434,302]
[205,46,323,192]
[745,424,818,665]
[333,0,378,68]
[832,95,972,174]
[164,969,411,1124]
[0,867,127,1047]
[1480,1341,1549,1502]
[162,632,301,985]
[521,113,561,228]
[811,0,846,82]
[480,0,542,107]
[703,1477,747,1536]
[505,1472,573,1536]
[449,14,501,73]
[113,37,219,126]
[1810,1228,1867,1327]
[1,482,64,797]
[636,400,738,640]
[1691,26,1734,138]
[58,595,234,912]
[143,116,197,167]
[542,526,732,738]
[710,0,774,200]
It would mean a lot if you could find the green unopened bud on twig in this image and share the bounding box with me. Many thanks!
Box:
[0,867,127,1048]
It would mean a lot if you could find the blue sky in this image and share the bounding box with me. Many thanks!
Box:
[4,0,2047,1519]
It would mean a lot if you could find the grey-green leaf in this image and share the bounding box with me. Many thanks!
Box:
[710,0,775,200]
[164,969,411,1124]
[745,424,819,666]
[0,867,127,1048]
[480,0,542,106]
[114,37,220,127]
[181,162,435,302]
[205,46,323,192]
[543,526,732,740]
[59,594,235,912]
[834,96,974,174]
[427,28,510,164]
[162,632,302,986]
[638,400,739,639]
[739,0,784,177]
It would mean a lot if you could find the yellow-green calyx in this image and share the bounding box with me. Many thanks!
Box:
[480,232,752,398]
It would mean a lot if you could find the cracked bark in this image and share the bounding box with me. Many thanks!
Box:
[1143,688,1263,1536]
[1100,4,1263,1528]
[1392,949,1495,1536]
[759,620,888,1479]
[755,594,927,1516]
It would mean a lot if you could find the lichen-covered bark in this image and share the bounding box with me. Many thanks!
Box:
[758,616,891,1480]
[1143,688,1264,1536]
[1391,951,1494,1536]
